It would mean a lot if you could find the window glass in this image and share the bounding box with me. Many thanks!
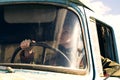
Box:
[96,20,118,62]
[0,4,87,71]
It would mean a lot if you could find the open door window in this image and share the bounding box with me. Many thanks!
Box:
[96,20,119,63]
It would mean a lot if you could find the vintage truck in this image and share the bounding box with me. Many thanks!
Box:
[0,0,120,80]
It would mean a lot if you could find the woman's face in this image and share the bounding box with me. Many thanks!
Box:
[60,26,72,45]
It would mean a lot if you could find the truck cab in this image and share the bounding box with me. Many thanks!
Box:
[0,0,119,80]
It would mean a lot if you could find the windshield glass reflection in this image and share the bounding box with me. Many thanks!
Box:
[0,4,86,70]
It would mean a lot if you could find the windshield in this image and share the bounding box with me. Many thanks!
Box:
[0,4,86,70]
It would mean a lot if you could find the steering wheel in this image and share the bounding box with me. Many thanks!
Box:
[10,42,71,64]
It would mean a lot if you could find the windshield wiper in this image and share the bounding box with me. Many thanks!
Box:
[0,66,14,73]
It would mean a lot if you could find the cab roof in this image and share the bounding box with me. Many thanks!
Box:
[0,0,92,10]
